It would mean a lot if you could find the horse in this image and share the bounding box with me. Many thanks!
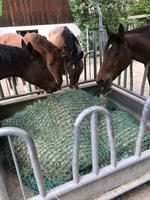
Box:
[48,26,84,88]
[0,40,58,93]
[96,24,150,94]
[0,33,27,93]
[0,32,63,91]
[23,32,63,88]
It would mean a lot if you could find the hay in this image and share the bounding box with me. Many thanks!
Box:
[1,89,150,194]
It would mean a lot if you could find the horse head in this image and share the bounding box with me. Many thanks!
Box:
[21,40,58,93]
[45,45,63,89]
[24,33,63,89]
[62,27,84,88]
[96,24,132,94]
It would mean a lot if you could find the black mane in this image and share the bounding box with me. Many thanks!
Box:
[0,44,29,64]
[62,26,79,54]
[105,34,122,51]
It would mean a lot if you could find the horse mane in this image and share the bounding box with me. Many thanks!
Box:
[125,24,150,35]
[33,34,58,52]
[61,26,80,53]
[0,44,29,64]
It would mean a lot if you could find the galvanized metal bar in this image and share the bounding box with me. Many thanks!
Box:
[0,81,4,99]
[92,31,97,79]
[26,82,32,92]
[0,127,46,198]
[129,62,133,91]
[118,74,121,86]
[72,106,116,183]
[140,65,148,96]
[84,51,94,81]
[135,96,150,157]
[90,112,99,175]
[11,77,18,95]
[7,136,26,200]
[123,69,127,88]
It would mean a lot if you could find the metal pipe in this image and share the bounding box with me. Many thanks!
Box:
[72,106,116,183]
[90,112,99,175]
[7,136,26,200]
[135,96,150,157]
[140,63,150,96]
[0,127,46,198]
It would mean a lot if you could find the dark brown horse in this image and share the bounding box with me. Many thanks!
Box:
[48,26,84,88]
[0,40,58,93]
[24,32,63,88]
[96,24,150,94]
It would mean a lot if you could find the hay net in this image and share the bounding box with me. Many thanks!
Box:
[0,89,150,195]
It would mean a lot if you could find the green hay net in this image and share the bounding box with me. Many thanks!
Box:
[1,89,150,195]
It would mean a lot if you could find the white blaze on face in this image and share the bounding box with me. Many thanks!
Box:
[107,43,112,51]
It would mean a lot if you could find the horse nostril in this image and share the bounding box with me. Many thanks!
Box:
[56,83,62,90]
[96,80,104,85]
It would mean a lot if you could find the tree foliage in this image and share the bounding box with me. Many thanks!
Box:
[69,0,150,31]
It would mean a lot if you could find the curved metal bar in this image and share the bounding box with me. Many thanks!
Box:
[0,127,46,198]
[72,106,116,183]
[135,96,150,157]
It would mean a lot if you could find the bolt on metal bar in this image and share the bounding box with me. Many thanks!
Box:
[135,96,150,157]
[72,106,116,183]
[0,127,46,198]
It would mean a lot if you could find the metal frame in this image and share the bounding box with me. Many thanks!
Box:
[0,96,150,200]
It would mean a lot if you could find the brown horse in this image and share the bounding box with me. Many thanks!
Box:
[96,24,150,94]
[48,26,84,88]
[24,32,63,88]
[0,40,58,93]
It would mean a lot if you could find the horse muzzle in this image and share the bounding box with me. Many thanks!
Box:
[96,79,112,95]
[45,83,58,93]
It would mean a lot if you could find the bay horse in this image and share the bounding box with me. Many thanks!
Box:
[0,32,63,91]
[24,32,63,88]
[96,24,150,94]
[0,40,58,93]
[48,26,84,88]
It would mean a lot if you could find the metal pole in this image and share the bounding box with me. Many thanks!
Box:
[95,0,105,65]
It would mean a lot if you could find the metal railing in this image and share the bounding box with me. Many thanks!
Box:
[0,96,150,200]
[0,30,150,102]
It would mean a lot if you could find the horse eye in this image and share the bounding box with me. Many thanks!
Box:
[114,52,119,56]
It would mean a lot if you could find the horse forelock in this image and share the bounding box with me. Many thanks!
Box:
[106,34,122,52]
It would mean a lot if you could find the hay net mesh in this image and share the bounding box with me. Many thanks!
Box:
[0,89,150,195]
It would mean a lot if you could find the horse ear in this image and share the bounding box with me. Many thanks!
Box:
[105,25,113,37]
[118,24,124,37]
[27,42,41,57]
[27,42,34,52]
[21,39,27,48]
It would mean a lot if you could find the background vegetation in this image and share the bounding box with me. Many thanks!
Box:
[69,0,150,31]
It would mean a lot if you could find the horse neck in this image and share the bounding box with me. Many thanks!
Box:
[126,33,150,64]
[0,64,24,79]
